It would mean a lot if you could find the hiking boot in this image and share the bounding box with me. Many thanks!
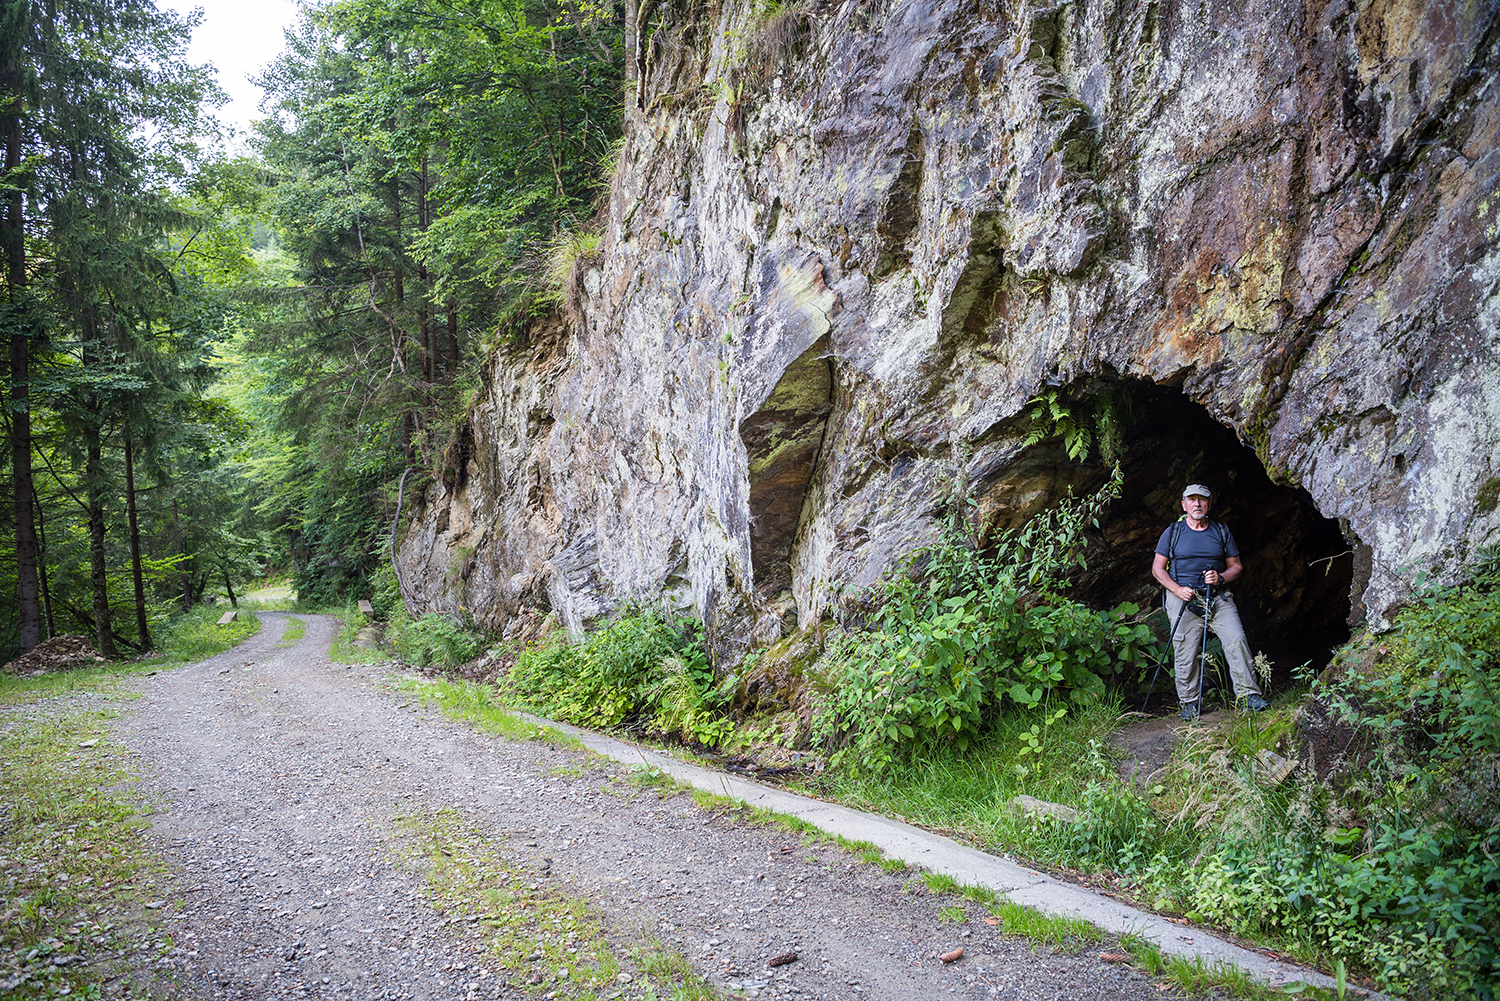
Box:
[1179,701,1200,721]
[1246,694,1269,712]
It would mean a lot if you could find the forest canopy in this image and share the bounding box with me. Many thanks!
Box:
[1,0,626,659]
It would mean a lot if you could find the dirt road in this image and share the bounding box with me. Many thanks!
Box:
[110,612,1186,1000]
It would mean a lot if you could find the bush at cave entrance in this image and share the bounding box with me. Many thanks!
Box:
[812,468,1161,774]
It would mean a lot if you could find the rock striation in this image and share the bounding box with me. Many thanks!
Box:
[398,0,1500,664]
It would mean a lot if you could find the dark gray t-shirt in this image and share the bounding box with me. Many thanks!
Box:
[1155,519,1240,589]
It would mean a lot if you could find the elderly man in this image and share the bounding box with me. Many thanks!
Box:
[1151,484,1269,720]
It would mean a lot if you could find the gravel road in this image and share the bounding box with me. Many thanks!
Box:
[110,612,1190,1001]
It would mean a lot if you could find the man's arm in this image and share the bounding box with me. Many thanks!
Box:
[1153,553,1196,601]
[1204,555,1242,588]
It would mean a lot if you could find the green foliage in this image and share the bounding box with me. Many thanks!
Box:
[399,676,581,747]
[0,0,266,661]
[1173,564,1500,999]
[1022,388,1128,465]
[812,466,1160,773]
[369,563,402,619]
[503,612,725,744]
[388,611,483,669]
[0,707,177,999]
[225,0,626,612]
[150,607,260,666]
[542,227,604,328]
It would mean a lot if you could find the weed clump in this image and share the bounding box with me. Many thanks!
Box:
[503,611,728,745]
[811,466,1160,774]
[387,611,484,669]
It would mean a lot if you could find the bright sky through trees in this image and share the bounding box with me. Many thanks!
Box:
[158,0,302,141]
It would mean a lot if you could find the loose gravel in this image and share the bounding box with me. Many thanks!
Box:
[106,612,1190,1000]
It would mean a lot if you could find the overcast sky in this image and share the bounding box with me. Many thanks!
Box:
[159,0,305,145]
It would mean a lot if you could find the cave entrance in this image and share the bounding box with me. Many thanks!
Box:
[975,378,1356,685]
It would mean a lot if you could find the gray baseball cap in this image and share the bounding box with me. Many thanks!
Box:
[1182,484,1212,499]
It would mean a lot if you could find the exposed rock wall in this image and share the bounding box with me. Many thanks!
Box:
[398,0,1500,659]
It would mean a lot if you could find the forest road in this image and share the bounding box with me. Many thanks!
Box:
[116,612,1187,1001]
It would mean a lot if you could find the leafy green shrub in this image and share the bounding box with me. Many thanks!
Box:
[1173,559,1500,999]
[1185,824,1499,1000]
[369,563,401,619]
[503,612,725,743]
[389,612,483,669]
[812,467,1161,773]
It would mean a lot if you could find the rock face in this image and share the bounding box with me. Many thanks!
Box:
[398,0,1500,664]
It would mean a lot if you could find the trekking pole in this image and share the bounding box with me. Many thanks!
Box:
[1140,592,1193,712]
[1195,580,1214,710]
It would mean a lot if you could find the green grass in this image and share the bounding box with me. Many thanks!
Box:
[387,807,720,1001]
[811,698,1131,867]
[330,606,383,664]
[0,608,260,703]
[960,882,996,904]
[149,605,260,666]
[922,871,959,894]
[1115,934,1299,998]
[395,676,581,748]
[0,705,183,998]
[627,764,689,798]
[277,616,306,646]
[984,899,1101,951]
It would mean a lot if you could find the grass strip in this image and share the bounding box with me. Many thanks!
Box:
[0,705,180,998]
[387,807,719,1000]
[396,676,582,748]
[277,617,307,646]
[0,609,260,704]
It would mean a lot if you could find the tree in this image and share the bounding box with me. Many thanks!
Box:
[1,0,223,657]
[240,0,623,605]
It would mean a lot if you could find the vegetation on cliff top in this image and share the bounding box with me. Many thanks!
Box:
[2,0,626,660]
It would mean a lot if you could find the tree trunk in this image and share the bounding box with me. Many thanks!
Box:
[446,301,459,375]
[35,490,54,639]
[84,412,117,659]
[175,498,192,611]
[124,430,151,650]
[224,572,237,608]
[419,301,431,382]
[4,39,41,654]
[417,158,433,383]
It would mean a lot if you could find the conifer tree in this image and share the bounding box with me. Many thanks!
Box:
[2,0,220,656]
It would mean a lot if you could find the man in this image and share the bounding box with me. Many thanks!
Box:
[1151,484,1269,720]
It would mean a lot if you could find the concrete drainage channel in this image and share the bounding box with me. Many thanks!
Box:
[521,713,1370,999]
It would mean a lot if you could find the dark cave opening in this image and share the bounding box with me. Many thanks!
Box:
[973,379,1357,689]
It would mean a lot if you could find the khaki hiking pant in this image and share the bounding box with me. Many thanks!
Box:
[1165,591,1262,705]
